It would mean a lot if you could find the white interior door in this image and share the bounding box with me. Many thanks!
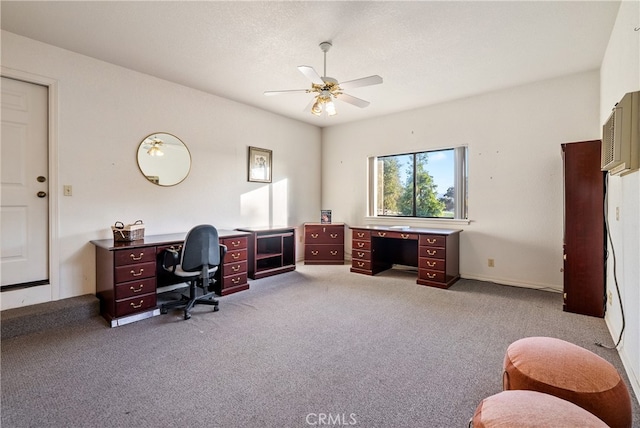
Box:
[1,77,49,287]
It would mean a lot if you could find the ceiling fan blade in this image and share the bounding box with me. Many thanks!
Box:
[264,89,308,96]
[335,93,370,108]
[298,65,324,85]
[339,75,383,90]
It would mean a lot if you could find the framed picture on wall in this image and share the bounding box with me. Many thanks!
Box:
[248,146,272,183]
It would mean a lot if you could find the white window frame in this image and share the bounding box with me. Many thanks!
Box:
[367,146,468,224]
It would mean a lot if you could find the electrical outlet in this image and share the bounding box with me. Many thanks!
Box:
[616,207,620,221]
[63,185,72,196]
[608,291,613,304]
[488,258,495,267]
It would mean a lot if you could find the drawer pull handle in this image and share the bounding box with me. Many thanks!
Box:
[427,261,436,267]
[357,252,364,258]
[377,232,386,237]
[232,265,240,272]
[427,238,437,244]
[330,251,338,256]
[231,277,240,284]
[311,250,319,255]
[131,269,144,277]
[232,253,240,260]
[427,250,436,256]
[130,300,144,309]
[401,234,409,239]
[130,252,144,261]
[357,262,365,267]
[231,240,241,247]
[311,233,319,239]
[357,242,365,248]
[130,285,144,293]
[427,273,436,279]
[357,232,365,238]
[330,233,338,239]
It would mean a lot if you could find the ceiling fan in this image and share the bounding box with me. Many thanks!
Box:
[264,41,383,117]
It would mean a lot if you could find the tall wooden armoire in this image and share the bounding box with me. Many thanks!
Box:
[562,140,606,317]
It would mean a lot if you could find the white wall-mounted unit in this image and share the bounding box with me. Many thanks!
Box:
[601,91,640,176]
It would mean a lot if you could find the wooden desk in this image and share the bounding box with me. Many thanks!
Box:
[350,225,462,289]
[91,229,251,327]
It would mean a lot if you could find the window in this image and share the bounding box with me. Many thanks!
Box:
[370,146,467,219]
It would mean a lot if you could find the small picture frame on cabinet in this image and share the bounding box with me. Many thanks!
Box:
[248,146,272,183]
[321,210,332,224]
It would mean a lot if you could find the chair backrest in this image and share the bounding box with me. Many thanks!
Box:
[179,224,221,272]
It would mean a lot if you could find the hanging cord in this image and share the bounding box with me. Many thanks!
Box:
[596,173,625,349]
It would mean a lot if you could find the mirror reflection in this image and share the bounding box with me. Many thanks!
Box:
[136,133,191,186]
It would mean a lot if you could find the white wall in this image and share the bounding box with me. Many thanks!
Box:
[600,0,640,401]
[1,31,321,309]
[323,70,600,290]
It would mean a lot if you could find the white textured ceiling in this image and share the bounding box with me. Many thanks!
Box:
[0,1,621,127]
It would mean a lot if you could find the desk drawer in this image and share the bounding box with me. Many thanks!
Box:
[115,293,157,317]
[305,245,344,261]
[226,248,247,263]
[351,259,371,271]
[352,240,371,251]
[418,270,446,283]
[419,247,446,259]
[352,249,371,261]
[221,236,247,250]
[115,248,156,266]
[371,230,418,240]
[420,235,446,247]
[305,226,344,244]
[222,272,248,288]
[225,260,247,275]
[115,261,156,283]
[419,258,445,271]
[352,230,370,240]
[115,277,156,300]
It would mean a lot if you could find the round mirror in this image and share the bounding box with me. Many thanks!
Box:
[136,133,191,186]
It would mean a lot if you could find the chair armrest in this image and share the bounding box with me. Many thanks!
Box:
[219,244,228,263]
[162,248,180,273]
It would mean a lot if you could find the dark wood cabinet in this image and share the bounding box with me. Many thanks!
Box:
[562,140,606,317]
[236,226,296,279]
[304,223,345,264]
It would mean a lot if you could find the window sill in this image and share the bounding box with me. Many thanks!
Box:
[363,216,471,227]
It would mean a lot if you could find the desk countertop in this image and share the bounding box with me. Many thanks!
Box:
[350,225,463,235]
[90,229,251,250]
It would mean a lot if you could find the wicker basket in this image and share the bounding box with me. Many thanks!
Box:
[111,220,145,242]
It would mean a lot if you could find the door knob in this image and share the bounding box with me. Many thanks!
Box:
[37,191,47,198]
[37,176,47,183]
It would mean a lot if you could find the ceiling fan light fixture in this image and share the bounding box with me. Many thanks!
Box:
[147,139,164,156]
[264,41,382,119]
[325,100,336,116]
[311,98,323,116]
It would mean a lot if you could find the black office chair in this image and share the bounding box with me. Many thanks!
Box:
[160,224,227,320]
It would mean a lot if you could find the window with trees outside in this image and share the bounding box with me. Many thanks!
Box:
[370,146,468,219]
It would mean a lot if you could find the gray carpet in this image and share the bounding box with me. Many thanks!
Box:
[2,264,638,427]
